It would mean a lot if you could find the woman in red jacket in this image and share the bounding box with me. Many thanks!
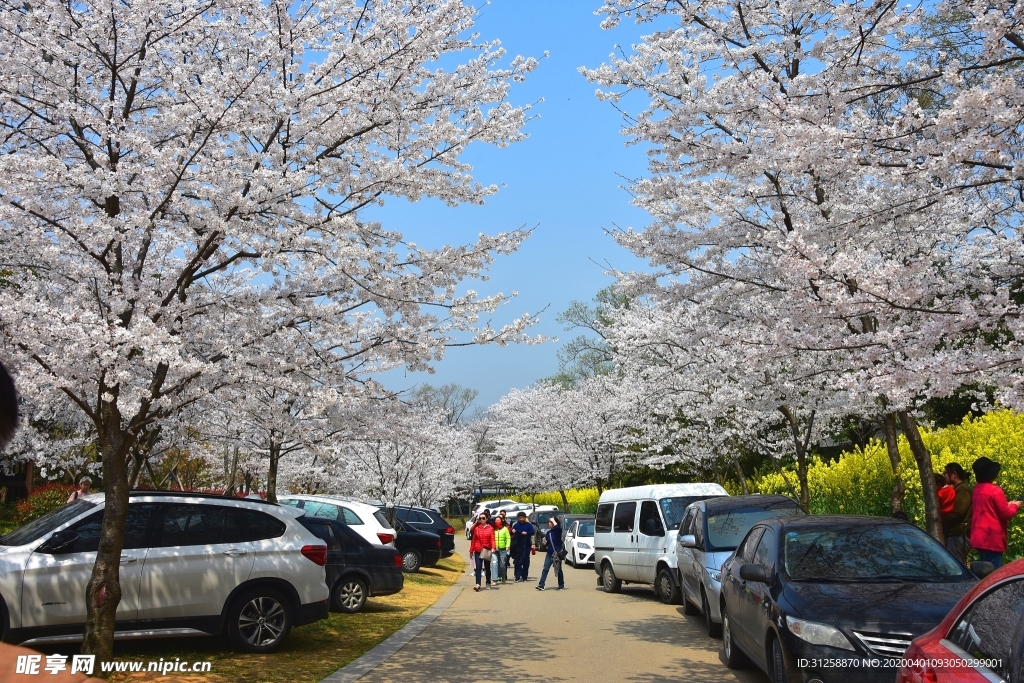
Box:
[469,512,497,591]
[970,456,1022,568]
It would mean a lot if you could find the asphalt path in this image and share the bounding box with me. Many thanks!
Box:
[357,536,769,683]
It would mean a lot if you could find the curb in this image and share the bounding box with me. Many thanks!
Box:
[319,567,470,683]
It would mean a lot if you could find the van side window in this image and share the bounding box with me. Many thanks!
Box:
[595,504,614,534]
[613,502,636,533]
[639,501,663,536]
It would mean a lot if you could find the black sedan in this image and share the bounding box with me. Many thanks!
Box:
[392,519,443,572]
[298,516,404,613]
[381,504,457,557]
[720,515,977,683]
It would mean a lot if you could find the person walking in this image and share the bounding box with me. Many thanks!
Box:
[469,511,496,591]
[941,463,973,563]
[970,456,1022,569]
[492,517,511,583]
[67,476,92,503]
[510,512,535,582]
[536,516,565,591]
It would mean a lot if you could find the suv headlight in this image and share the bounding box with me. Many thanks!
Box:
[785,616,855,651]
[705,568,722,582]
[577,542,591,550]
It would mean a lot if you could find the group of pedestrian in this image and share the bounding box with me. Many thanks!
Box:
[935,456,1021,569]
[468,508,566,591]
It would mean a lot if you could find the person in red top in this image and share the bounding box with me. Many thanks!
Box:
[970,456,1022,569]
[469,512,497,591]
[935,473,956,515]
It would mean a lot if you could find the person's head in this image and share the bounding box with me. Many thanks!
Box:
[499,510,507,519]
[944,462,968,485]
[934,473,947,489]
[548,516,558,528]
[972,457,1001,484]
[517,512,527,522]
[78,476,92,491]
[494,518,503,529]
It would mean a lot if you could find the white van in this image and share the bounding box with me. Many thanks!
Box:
[593,483,728,603]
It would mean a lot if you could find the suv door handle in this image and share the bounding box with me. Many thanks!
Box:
[223,549,248,556]
[119,557,138,565]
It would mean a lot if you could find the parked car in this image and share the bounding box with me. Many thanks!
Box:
[471,499,517,515]
[278,494,396,547]
[296,515,404,614]
[564,517,596,568]
[379,505,456,557]
[0,491,329,652]
[898,557,1024,683]
[390,519,443,572]
[719,515,978,683]
[529,507,561,549]
[676,495,805,635]
[560,514,594,544]
[593,483,728,601]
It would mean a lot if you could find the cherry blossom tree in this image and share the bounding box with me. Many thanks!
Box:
[0,0,539,657]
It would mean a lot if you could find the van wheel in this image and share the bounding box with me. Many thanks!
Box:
[602,563,621,593]
[657,568,680,604]
[722,602,751,669]
[703,589,722,638]
[226,588,292,653]
[334,577,368,613]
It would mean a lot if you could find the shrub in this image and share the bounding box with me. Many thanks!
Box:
[754,410,1024,560]
[512,488,601,514]
[15,483,77,525]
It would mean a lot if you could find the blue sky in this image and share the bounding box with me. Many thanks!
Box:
[368,1,658,411]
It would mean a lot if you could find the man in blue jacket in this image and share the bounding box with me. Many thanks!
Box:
[510,512,535,582]
[536,516,565,591]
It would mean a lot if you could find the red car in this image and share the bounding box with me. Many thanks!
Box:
[897,558,1024,683]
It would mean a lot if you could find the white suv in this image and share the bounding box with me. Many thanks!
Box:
[277,495,397,547]
[0,492,329,652]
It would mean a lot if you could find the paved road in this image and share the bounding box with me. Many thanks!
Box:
[358,537,769,683]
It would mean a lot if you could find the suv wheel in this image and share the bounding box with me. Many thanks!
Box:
[602,563,622,593]
[226,588,292,653]
[402,549,422,573]
[334,577,368,613]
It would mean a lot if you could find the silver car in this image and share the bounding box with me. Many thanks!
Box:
[675,495,804,637]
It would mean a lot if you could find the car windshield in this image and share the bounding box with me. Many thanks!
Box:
[706,505,805,551]
[577,522,595,537]
[784,524,970,581]
[0,499,97,546]
[660,495,725,529]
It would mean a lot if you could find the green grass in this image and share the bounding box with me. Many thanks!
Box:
[0,502,17,536]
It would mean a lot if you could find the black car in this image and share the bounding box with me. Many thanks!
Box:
[391,519,443,572]
[297,516,404,614]
[379,505,456,557]
[719,515,978,683]
[529,509,561,549]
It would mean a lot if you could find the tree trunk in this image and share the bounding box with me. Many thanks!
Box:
[897,411,943,542]
[733,457,749,495]
[559,488,570,513]
[779,406,814,512]
[82,403,133,666]
[266,440,280,503]
[224,445,239,495]
[881,413,905,515]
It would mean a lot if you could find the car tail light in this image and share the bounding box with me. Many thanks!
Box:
[393,553,403,568]
[435,539,441,547]
[377,533,395,544]
[445,526,454,535]
[301,545,327,566]
[897,648,937,683]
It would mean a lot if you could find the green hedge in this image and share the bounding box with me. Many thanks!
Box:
[15,483,77,525]
[755,410,1024,560]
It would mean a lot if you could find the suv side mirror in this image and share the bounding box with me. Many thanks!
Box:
[739,564,768,583]
[678,534,697,548]
[971,561,996,579]
[38,530,79,554]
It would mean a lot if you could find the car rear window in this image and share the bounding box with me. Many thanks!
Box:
[0,499,96,547]
[578,522,595,537]
[373,510,392,528]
